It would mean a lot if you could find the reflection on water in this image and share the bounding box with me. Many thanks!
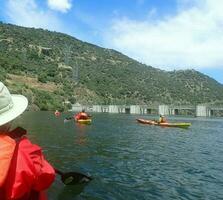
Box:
[57,185,86,200]
[76,123,88,146]
[47,175,87,200]
[14,112,223,200]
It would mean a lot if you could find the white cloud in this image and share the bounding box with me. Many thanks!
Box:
[104,0,223,70]
[47,0,72,13]
[5,0,65,32]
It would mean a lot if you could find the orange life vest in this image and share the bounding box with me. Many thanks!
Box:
[54,111,60,117]
[75,112,89,120]
[0,127,55,200]
[0,135,16,187]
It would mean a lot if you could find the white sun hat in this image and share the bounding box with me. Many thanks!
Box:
[0,82,28,126]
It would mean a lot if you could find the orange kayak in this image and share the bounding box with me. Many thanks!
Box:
[137,118,191,129]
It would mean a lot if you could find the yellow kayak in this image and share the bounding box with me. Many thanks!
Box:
[76,118,92,125]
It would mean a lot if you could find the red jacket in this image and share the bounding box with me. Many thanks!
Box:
[0,128,55,200]
[74,112,89,120]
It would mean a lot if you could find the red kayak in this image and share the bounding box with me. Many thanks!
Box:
[137,118,191,129]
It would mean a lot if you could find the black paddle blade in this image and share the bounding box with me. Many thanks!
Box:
[61,172,93,185]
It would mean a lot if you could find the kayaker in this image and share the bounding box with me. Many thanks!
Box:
[158,115,167,123]
[74,109,90,121]
[64,116,73,123]
[0,82,55,200]
[55,110,60,117]
[64,116,73,121]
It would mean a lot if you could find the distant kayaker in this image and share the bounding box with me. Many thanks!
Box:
[74,109,91,121]
[55,110,61,117]
[0,82,55,200]
[64,116,73,123]
[158,115,167,123]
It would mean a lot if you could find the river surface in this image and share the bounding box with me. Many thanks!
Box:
[14,112,223,200]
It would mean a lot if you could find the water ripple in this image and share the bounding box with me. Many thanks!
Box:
[14,112,223,200]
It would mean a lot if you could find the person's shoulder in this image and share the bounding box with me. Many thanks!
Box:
[8,127,27,139]
[19,137,42,153]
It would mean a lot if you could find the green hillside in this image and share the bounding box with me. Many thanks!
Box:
[0,22,223,111]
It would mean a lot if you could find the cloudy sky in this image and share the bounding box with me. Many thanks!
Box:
[0,0,223,83]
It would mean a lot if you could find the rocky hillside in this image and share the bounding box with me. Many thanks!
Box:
[0,22,223,111]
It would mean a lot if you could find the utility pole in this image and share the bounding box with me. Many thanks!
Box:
[64,45,71,65]
[73,60,79,84]
[22,48,27,75]
[64,44,79,84]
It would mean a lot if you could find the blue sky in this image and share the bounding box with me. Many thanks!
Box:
[0,0,223,84]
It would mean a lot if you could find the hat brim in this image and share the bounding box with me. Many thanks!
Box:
[0,95,28,126]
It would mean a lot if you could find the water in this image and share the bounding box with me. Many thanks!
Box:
[14,112,223,200]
